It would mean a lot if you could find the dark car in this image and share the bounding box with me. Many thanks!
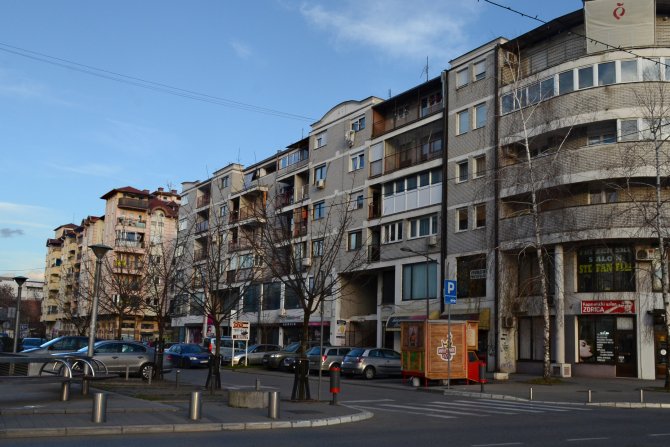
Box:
[165,343,211,368]
[21,335,94,355]
[0,335,15,352]
[263,341,328,370]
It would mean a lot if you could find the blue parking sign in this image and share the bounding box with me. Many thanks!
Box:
[444,280,457,305]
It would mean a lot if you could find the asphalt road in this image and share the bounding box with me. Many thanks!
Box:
[4,367,670,447]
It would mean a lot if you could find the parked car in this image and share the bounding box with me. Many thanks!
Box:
[341,347,402,379]
[222,344,281,366]
[203,337,246,355]
[263,341,327,370]
[21,335,96,355]
[308,346,355,373]
[0,335,15,352]
[20,337,48,350]
[165,343,211,368]
[65,340,170,379]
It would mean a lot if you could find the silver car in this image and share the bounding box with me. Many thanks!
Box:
[308,346,355,372]
[223,344,281,366]
[69,340,171,379]
[341,347,401,379]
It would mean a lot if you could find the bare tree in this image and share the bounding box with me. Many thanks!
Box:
[251,187,369,400]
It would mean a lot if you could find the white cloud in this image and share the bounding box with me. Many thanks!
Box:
[299,0,479,67]
[230,40,253,59]
[0,202,60,229]
[46,162,121,179]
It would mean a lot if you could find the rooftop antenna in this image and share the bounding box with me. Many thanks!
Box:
[388,89,392,99]
[421,56,429,82]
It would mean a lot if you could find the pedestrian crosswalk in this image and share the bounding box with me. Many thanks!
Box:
[341,398,591,420]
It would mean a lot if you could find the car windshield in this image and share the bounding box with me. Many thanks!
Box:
[181,344,206,354]
[306,347,321,355]
[284,342,301,353]
[345,348,365,358]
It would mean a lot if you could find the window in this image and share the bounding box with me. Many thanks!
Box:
[181,195,189,206]
[285,287,301,309]
[354,193,364,209]
[243,284,260,312]
[578,66,594,89]
[474,204,486,228]
[540,78,555,99]
[406,176,417,191]
[313,201,325,220]
[621,60,638,82]
[402,262,437,301]
[578,316,616,364]
[178,219,187,231]
[352,116,366,132]
[395,179,405,194]
[620,119,639,142]
[456,67,469,87]
[456,254,486,298]
[456,208,468,232]
[420,93,443,117]
[577,246,635,292]
[350,153,365,171]
[430,168,442,184]
[382,222,403,244]
[457,109,470,135]
[598,61,615,86]
[501,93,515,114]
[220,204,228,217]
[383,183,394,197]
[473,155,486,178]
[474,60,486,81]
[641,58,661,81]
[558,70,574,94]
[315,131,327,148]
[262,282,281,310]
[348,230,363,251]
[312,239,324,257]
[474,102,487,129]
[221,175,230,188]
[457,160,469,183]
[420,137,442,159]
[517,250,554,297]
[589,188,618,204]
[419,172,429,187]
[314,164,326,182]
[409,215,438,238]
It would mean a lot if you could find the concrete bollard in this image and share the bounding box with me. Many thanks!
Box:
[189,391,202,420]
[268,391,280,420]
[92,392,108,423]
[61,381,70,402]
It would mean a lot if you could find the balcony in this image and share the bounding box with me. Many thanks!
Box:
[293,222,308,238]
[115,239,145,249]
[116,217,146,229]
[195,220,209,233]
[368,245,381,263]
[368,202,381,219]
[193,249,207,262]
[228,240,252,252]
[118,198,149,210]
[229,207,265,225]
[196,195,211,209]
[370,142,441,178]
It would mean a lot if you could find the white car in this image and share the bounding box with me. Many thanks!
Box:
[222,344,281,366]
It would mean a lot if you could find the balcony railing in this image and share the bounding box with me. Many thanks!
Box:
[371,143,442,178]
[117,217,146,228]
[228,240,252,252]
[368,246,381,262]
[115,239,145,249]
[195,220,209,233]
[293,222,308,238]
[368,202,381,219]
[193,249,207,262]
[118,198,149,210]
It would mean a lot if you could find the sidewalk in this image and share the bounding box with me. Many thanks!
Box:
[2,372,670,439]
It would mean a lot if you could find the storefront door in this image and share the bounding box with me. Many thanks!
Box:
[615,330,636,377]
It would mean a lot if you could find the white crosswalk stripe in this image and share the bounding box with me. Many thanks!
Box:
[342,398,590,420]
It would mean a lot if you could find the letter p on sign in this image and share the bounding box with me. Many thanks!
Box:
[444,280,457,305]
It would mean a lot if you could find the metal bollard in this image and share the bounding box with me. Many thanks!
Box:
[329,366,341,405]
[61,381,70,402]
[147,366,153,385]
[189,391,202,420]
[640,389,644,403]
[256,378,261,391]
[479,362,486,393]
[175,369,180,388]
[268,391,280,419]
[92,392,108,423]
[529,387,533,401]
[125,365,130,381]
[82,378,90,396]
[588,389,592,403]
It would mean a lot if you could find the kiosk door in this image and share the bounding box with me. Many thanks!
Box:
[615,330,636,377]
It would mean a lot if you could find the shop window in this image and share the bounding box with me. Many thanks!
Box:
[578,316,616,363]
[456,254,487,298]
[577,246,635,292]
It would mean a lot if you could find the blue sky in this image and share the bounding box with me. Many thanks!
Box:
[0,0,582,280]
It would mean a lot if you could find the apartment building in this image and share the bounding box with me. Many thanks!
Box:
[43,187,179,341]
[0,276,45,339]
[493,0,670,379]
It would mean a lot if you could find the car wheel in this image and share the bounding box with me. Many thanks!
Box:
[238,357,246,366]
[140,363,156,380]
[363,366,376,380]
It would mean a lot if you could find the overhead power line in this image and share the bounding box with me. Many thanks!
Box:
[0,41,316,122]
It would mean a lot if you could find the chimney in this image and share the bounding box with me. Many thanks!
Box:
[158,187,164,192]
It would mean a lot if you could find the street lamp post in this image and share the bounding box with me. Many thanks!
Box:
[88,244,112,358]
[12,276,28,353]
[400,247,432,321]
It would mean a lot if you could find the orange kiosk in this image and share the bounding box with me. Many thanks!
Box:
[401,320,484,385]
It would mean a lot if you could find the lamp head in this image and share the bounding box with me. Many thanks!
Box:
[13,276,28,287]
[89,244,113,260]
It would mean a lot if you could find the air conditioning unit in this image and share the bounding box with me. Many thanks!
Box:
[302,257,312,267]
[502,316,515,328]
[316,179,326,189]
[636,248,658,261]
[345,130,355,147]
[427,235,438,246]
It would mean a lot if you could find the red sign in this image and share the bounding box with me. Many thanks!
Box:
[581,300,635,314]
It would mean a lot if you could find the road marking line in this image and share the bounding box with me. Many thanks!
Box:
[425,402,518,415]
[340,399,394,403]
[566,437,609,442]
[649,433,670,437]
[379,403,479,416]
[470,399,589,411]
[444,401,544,414]
[348,404,456,419]
[471,443,523,446]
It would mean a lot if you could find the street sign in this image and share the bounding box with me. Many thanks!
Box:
[444,280,457,305]
[231,320,250,340]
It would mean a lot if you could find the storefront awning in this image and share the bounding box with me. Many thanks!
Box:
[385,308,491,331]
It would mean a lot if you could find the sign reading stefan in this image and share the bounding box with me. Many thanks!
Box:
[581,300,635,314]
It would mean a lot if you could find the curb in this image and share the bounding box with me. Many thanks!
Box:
[0,409,373,439]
